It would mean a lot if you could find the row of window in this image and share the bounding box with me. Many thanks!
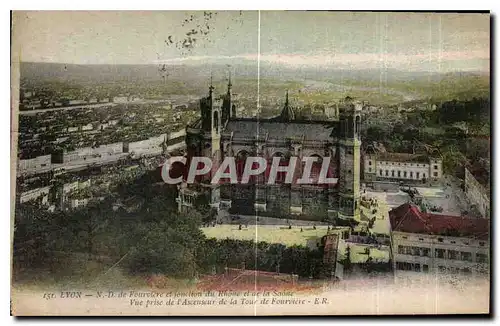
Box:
[182,194,194,205]
[375,161,429,168]
[396,262,482,275]
[397,246,488,262]
[379,169,428,179]
[396,262,429,272]
[233,161,331,184]
[371,161,440,170]
[398,245,430,257]
[401,236,486,247]
[437,266,474,275]
[435,248,472,261]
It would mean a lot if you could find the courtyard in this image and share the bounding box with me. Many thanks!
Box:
[201,224,390,265]
[363,179,467,218]
[201,224,333,247]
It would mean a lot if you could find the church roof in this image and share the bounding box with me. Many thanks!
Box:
[280,105,295,121]
[376,152,429,163]
[188,117,202,129]
[225,118,338,141]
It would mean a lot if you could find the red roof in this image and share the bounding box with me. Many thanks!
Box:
[389,203,489,240]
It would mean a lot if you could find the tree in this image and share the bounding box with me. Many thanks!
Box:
[364,125,389,143]
[441,146,468,175]
[126,212,205,278]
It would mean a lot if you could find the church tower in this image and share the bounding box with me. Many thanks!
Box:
[199,76,222,159]
[198,77,223,210]
[337,96,362,221]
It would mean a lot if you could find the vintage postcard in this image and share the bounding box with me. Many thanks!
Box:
[10,10,491,316]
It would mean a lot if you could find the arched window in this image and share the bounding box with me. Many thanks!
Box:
[308,154,323,184]
[271,152,288,184]
[213,110,219,132]
[236,150,249,181]
[355,115,361,137]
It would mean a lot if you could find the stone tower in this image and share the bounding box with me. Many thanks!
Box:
[180,78,224,214]
[200,77,223,211]
[337,97,362,221]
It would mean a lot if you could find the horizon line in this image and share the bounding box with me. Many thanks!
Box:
[18,61,490,75]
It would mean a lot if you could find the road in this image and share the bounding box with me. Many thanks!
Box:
[18,99,180,116]
[18,103,118,115]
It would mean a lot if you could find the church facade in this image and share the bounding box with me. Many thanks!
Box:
[176,78,362,223]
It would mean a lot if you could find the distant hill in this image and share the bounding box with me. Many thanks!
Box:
[19,61,489,103]
[19,62,258,85]
[20,61,488,83]
[427,73,490,102]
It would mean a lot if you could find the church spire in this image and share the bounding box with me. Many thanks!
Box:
[209,73,214,97]
[222,70,233,123]
[227,70,232,93]
[280,90,295,122]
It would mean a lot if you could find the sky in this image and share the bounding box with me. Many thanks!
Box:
[12,11,490,72]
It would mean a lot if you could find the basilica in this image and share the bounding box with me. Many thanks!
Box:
[177,77,362,222]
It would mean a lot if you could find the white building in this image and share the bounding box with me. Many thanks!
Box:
[389,203,489,276]
[18,154,52,173]
[63,142,124,163]
[69,198,90,209]
[19,186,51,204]
[364,151,443,184]
[464,168,490,219]
[81,123,93,131]
[69,99,86,106]
[113,96,129,103]
[62,179,92,194]
[127,138,164,157]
